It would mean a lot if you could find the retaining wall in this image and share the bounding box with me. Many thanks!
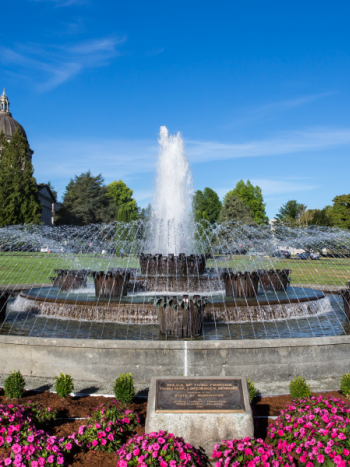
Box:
[0,335,349,386]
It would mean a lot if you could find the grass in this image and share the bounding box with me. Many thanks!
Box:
[207,256,350,286]
[0,253,139,286]
[0,253,349,287]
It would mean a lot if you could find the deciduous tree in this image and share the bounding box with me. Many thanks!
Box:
[224,180,268,224]
[329,194,350,229]
[193,188,222,224]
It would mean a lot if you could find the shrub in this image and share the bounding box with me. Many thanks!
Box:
[340,373,350,398]
[213,438,294,467]
[54,373,74,398]
[289,375,311,400]
[89,400,140,426]
[268,395,350,466]
[4,370,25,399]
[247,378,258,403]
[114,373,135,404]
[117,430,205,467]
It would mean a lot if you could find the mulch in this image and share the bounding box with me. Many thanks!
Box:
[0,388,349,466]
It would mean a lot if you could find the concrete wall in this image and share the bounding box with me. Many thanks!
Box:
[0,335,349,387]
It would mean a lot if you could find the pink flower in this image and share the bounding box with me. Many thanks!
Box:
[11,444,21,454]
[27,435,34,443]
[31,462,39,467]
[92,440,98,447]
[317,455,325,464]
[133,448,140,456]
[126,453,132,460]
[216,451,222,458]
[338,433,346,440]
[38,458,45,466]
[343,448,349,456]
[4,459,12,466]
[5,436,13,443]
[160,462,167,467]
[101,439,107,445]
[107,434,114,441]
[65,443,72,450]
[118,461,127,467]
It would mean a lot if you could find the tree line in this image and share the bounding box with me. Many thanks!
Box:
[0,128,349,229]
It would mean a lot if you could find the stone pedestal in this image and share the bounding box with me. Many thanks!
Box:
[157,295,205,337]
[145,376,254,457]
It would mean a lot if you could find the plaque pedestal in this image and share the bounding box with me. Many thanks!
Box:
[145,376,254,458]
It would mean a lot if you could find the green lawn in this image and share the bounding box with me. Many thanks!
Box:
[0,253,139,286]
[207,256,350,286]
[0,253,349,286]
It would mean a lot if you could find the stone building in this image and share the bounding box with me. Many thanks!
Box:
[0,89,61,226]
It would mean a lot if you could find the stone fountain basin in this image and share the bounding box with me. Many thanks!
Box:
[15,286,327,325]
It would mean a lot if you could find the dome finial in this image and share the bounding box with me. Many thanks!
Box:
[0,88,10,113]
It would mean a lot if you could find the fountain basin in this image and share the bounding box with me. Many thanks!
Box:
[15,286,327,325]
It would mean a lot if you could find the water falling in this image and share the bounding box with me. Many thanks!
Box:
[150,126,194,255]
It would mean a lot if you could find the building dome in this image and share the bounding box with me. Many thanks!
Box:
[0,89,27,140]
[0,89,32,162]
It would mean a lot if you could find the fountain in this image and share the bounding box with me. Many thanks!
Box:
[0,126,350,392]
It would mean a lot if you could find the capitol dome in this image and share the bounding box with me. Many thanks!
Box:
[0,89,32,162]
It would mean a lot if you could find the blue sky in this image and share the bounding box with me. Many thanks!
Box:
[1,0,350,218]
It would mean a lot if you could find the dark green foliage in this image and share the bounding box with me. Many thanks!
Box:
[193,188,222,224]
[329,194,350,229]
[308,207,333,226]
[114,373,135,404]
[0,129,42,227]
[340,373,350,397]
[54,373,74,398]
[275,200,307,225]
[219,194,255,224]
[24,401,57,427]
[4,370,25,399]
[224,180,268,225]
[247,378,258,403]
[56,171,113,225]
[289,376,311,400]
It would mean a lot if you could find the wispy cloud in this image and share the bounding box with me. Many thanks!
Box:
[186,127,350,163]
[0,36,125,91]
[31,126,350,200]
[29,0,89,7]
[224,92,336,128]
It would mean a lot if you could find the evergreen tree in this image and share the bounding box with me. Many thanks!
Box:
[224,180,268,224]
[219,194,255,224]
[193,188,222,224]
[0,129,41,227]
[275,200,307,225]
[106,180,139,220]
[56,171,111,225]
[329,195,350,229]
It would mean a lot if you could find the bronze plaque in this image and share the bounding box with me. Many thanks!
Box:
[155,378,245,413]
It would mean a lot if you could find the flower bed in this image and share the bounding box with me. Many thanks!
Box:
[117,430,205,467]
[213,438,294,467]
[268,395,350,466]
